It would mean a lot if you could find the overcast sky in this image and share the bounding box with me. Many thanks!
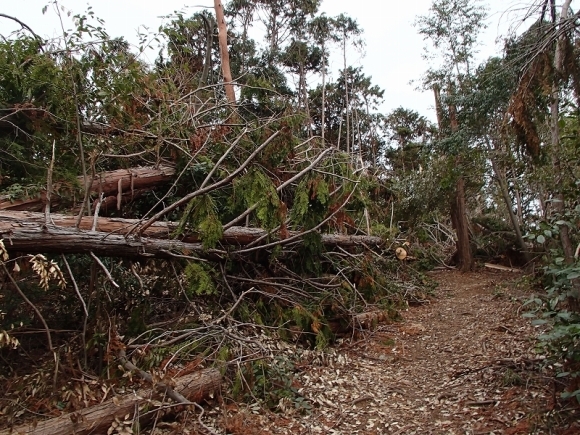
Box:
[2,0,533,120]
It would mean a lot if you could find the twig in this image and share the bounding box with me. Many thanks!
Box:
[61,254,89,368]
[212,287,256,324]
[117,349,191,404]
[2,262,53,351]
[193,402,219,435]
[224,141,332,229]
[231,183,358,255]
[89,251,120,288]
[138,130,281,234]
[0,13,44,49]
[465,400,497,406]
[2,261,59,386]
[45,139,56,225]
[199,128,247,190]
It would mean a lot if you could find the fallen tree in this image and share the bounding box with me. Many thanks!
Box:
[0,368,221,435]
[0,164,175,212]
[0,211,383,257]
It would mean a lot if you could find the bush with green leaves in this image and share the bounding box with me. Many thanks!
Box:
[523,222,580,404]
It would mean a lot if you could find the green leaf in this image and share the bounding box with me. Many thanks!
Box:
[557,311,572,320]
[536,235,545,244]
[531,319,548,325]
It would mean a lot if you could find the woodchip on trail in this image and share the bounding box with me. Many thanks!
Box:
[196,270,575,435]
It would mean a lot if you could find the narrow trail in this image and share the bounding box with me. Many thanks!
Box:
[208,270,558,435]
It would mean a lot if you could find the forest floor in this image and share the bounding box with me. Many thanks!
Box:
[195,270,579,435]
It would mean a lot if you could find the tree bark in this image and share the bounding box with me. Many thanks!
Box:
[487,140,530,263]
[433,87,473,272]
[450,175,473,272]
[214,0,236,104]
[0,368,221,435]
[550,0,575,264]
[433,85,444,135]
[0,165,175,212]
[0,211,383,258]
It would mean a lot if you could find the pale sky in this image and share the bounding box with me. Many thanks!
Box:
[1,0,533,120]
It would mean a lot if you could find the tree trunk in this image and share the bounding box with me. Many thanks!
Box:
[450,175,473,272]
[0,368,221,435]
[550,0,575,263]
[0,211,383,258]
[433,85,444,135]
[214,0,236,104]
[434,88,473,272]
[0,165,175,212]
[343,35,350,154]
[487,139,530,263]
[321,51,326,144]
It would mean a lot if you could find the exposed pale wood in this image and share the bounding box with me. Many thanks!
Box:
[214,0,236,104]
[0,368,221,435]
[484,263,522,273]
[353,311,388,329]
[395,247,407,260]
[0,211,383,255]
[0,165,175,212]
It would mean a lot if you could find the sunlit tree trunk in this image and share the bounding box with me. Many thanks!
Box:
[214,0,236,104]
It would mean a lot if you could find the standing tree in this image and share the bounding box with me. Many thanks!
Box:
[415,0,488,271]
[214,0,236,103]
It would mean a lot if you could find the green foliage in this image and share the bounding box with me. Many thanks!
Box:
[176,195,223,249]
[127,305,149,336]
[296,232,323,274]
[184,262,216,296]
[233,168,282,230]
[290,176,329,230]
[415,0,488,83]
[523,202,580,403]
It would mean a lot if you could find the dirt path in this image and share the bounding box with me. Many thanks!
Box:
[205,270,559,435]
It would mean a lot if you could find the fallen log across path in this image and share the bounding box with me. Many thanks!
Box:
[0,211,383,258]
[0,368,221,435]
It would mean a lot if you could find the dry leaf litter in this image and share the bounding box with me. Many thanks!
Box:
[181,270,559,435]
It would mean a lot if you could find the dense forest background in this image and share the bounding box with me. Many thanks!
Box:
[1,0,580,431]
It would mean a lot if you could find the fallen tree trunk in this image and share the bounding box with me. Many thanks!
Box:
[0,218,208,258]
[0,211,383,255]
[0,368,221,435]
[0,164,175,212]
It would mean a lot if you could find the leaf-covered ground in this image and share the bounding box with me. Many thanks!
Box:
[193,270,578,434]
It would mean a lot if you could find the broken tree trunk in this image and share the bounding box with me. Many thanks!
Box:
[0,164,175,212]
[0,211,383,257]
[214,0,236,104]
[0,368,221,435]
